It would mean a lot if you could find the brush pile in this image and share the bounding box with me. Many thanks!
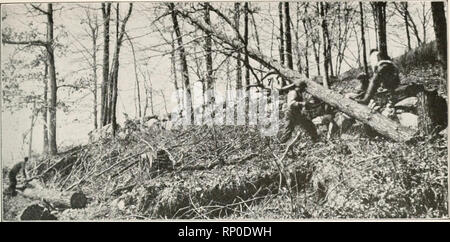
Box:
[5,119,446,220]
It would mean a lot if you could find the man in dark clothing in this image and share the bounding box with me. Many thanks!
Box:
[356,49,400,104]
[4,157,27,196]
[280,82,320,143]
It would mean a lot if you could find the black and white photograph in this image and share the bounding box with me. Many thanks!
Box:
[0,0,448,222]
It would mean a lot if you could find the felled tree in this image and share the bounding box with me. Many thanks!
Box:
[175,7,416,142]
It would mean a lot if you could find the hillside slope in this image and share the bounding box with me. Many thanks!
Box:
[3,42,448,220]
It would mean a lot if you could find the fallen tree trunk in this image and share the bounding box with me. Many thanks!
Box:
[178,10,416,142]
[19,181,87,210]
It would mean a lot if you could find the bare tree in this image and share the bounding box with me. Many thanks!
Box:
[278,2,285,70]
[3,4,60,155]
[204,2,214,110]
[359,2,369,76]
[235,3,242,92]
[284,2,293,71]
[319,2,330,88]
[126,32,142,119]
[109,3,133,135]
[100,2,111,126]
[301,3,310,77]
[170,3,194,123]
[374,2,388,59]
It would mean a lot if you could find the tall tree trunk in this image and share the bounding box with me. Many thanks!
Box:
[28,102,36,164]
[406,9,422,47]
[147,69,154,116]
[170,31,181,110]
[46,4,57,155]
[204,3,214,109]
[371,3,379,48]
[278,2,285,66]
[42,60,49,155]
[306,16,320,76]
[110,3,133,135]
[402,3,412,50]
[284,2,293,71]
[375,2,388,59]
[294,2,303,74]
[325,3,333,77]
[302,3,310,78]
[431,2,447,80]
[126,33,141,118]
[92,27,98,129]
[319,2,329,88]
[244,2,250,86]
[100,3,111,127]
[170,3,194,123]
[110,3,120,135]
[234,3,242,92]
[278,2,286,88]
[359,2,369,76]
[244,2,250,118]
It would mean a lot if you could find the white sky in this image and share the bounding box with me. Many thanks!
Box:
[1,1,438,166]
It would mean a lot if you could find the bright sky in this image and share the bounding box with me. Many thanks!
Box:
[1,1,438,167]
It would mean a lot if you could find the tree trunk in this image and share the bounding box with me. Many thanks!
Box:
[278,2,285,68]
[100,3,111,127]
[110,3,120,135]
[416,86,447,136]
[204,3,214,110]
[46,4,57,155]
[170,31,181,109]
[302,4,310,78]
[402,3,412,50]
[180,12,416,142]
[92,26,98,129]
[431,2,447,79]
[170,3,194,124]
[147,69,154,116]
[359,2,369,76]
[406,9,422,47]
[127,33,141,118]
[375,2,388,59]
[244,2,250,119]
[235,3,242,91]
[28,102,37,171]
[320,2,329,88]
[43,60,49,155]
[293,2,302,74]
[109,3,133,136]
[284,2,293,71]
[371,3,379,49]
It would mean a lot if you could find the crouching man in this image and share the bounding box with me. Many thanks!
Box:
[356,49,400,104]
[280,82,320,143]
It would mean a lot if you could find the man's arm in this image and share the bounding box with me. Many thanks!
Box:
[357,74,381,104]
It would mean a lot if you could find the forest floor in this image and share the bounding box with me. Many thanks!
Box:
[2,64,448,221]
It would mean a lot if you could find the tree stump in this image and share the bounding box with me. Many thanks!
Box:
[20,181,88,210]
[416,85,447,136]
[20,204,57,220]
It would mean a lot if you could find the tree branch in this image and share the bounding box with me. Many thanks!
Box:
[30,4,49,15]
[2,38,47,47]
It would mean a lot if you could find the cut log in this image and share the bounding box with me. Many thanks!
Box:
[395,97,418,109]
[20,203,57,220]
[178,11,416,142]
[19,181,87,210]
[397,113,419,130]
